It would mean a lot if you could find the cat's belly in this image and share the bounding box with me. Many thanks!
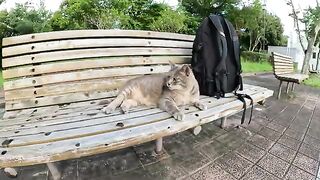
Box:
[130,89,159,106]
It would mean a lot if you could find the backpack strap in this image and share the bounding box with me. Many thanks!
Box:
[208,14,228,98]
[236,93,254,124]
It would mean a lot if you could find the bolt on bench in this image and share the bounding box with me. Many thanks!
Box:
[271,52,309,99]
[0,30,273,177]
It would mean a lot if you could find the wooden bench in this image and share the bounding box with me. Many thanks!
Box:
[271,52,309,99]
[0,30,273,177]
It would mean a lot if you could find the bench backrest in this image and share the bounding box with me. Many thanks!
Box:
[2,30,194,111]
[271,52,294,76]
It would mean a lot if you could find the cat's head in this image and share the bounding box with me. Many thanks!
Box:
[165,64,193,90]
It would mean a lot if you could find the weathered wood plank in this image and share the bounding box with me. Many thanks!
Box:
[4,77,131,101]
[2,90,263,147]
[2,48,192,68]
[3,30,195,46]
[3,38,193,57]
[0,87,273,167]
[3,56,190,79]
[4,65,171,91]
[272,52,293,59]
[6,90,118,111]
[0,86,262,139]
[2,84,257,123]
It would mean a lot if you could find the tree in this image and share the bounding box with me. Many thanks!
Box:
[148,6,187,33]
[229,0,286,51]
[287,0,320,74]
[180,0,240,18]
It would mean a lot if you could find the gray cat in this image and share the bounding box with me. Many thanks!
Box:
[102,63,207,121]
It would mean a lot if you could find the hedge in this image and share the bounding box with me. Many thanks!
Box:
[241,51,269,62]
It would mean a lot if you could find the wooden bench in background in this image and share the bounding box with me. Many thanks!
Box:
[0,30,273,179]
[271,52,309,99]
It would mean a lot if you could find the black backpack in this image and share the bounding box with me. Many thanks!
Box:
[191,14,253,124]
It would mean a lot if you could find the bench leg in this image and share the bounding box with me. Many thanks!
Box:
[220,117,227,129]
[277,81,283,99]
[47,162,61,180]
[191,126,202,136]
[291,83,295,91]
[155,137,163,154]
[286,82,290,93]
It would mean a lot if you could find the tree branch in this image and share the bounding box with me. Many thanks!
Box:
[288,0,306,51]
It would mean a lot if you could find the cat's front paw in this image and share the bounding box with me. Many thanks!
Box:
[173,111,185,121]
[194,102,207,111]
[102,106,115,114]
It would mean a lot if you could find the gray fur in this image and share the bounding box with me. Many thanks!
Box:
[102,64,207,121]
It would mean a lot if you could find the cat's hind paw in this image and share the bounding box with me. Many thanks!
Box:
[173,111,185,121]
[194,102,207,111]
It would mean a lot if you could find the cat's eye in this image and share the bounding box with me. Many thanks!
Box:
[173,78,176,82]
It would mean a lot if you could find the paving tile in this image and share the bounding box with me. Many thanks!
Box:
[269,143,296,163]
[284,128,305,141]
[51,159,78,180]
[216,131,245,150]
[78,148,141,178]
[168,142,210,173]
[133,142,169,165]
[285,165,315,180]
[236,143,266,163]
[216,152,253,178]
[258,126,282,141]
[299,143,320,161]
[304,135,320,150]
[16,165,48,180]
[190,163,236,180]
[278,135,301,150]
[307,127,320,140]
[145,158,187,180]
[246,121,264,133]
[240,165,280,180]
[293,153,318,175]
[177,152,210,173]
[257,153,290,178]
[201,122,227,139]
[267,122,286,133]
[200,140,229,161]
[112,168,151,180]
[255,115,270,125]
[247,134,275,150]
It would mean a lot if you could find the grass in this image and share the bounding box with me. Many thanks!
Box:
[241,61,273,73]
[303,74,320,88]
[0,71,2,88]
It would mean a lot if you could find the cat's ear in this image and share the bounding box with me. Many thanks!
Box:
[169,61,177,70]
[182,65,191,76]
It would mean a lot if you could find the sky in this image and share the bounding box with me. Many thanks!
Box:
[0,0,317,36]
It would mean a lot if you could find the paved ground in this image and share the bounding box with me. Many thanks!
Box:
[1,73,320,180]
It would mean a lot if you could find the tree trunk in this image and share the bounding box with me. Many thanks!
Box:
[301,24,320,74]
[316,50,320,71]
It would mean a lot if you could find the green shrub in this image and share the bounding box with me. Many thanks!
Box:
[241,51,269,62]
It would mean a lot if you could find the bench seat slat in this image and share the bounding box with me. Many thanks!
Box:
[3,56,191,79]
[1,89,264,147]
[1,84,258,126]
[276,73,309,83]
[0,85,273,167]
[3,48,192,68]
[4,65,172,91]
[3,38,193,57]
[3,30,195,47]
